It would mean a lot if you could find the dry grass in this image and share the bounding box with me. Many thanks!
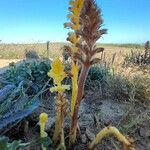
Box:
[0,42,65,59]
[0,42,144,59]
[0,42,147,81]
[0,43,145,76]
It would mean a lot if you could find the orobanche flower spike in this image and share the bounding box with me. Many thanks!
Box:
[64,0,84,118]
[67,0,107,145]
[47,58,70,148]
[39,113,48,150]
[47,58,70,93]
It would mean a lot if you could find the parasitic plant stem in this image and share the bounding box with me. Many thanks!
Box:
[89,126,133,150]
[71,61,79,115]
[39,113,48,150]
[65,0,107,146]
[53,93,67,147]
[69,64,90,145]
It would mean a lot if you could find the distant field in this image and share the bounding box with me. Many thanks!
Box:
[0,42,144,59]
[0,42,145,71]
[0,42,65,59]
[0,41,147,76]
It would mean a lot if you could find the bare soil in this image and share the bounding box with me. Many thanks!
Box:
[0,59,21,68]
[3,90,149,150]
[0,59,149,150]
[0,59,38,74]
[0,59,22,74]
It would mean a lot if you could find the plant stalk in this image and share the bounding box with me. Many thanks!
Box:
[89,126,131,150]
[53,93,65,146]
[71,61,78,115]
[69,64,90,145]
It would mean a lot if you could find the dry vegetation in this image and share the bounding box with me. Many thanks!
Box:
[0,42,149,150]
[0,42,143,71]
[0,42,144,63]
[0,43,145,77]
[0,0,149,149]
[0,42,65,59]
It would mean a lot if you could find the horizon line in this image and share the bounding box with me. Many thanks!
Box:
[0,41,145,45]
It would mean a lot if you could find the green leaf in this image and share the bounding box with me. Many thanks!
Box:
[0,137,8,150]
[41,137,52,148]
[8,140,21,150]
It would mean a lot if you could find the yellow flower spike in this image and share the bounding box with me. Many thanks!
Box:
[67,0,84,31]
[65,0,84,53]
[39,113,48,150]
[48,58,70,94]
[51,58,65,74]
[47,59,70,146]
[70,0,84,16]
[47,58,67,85]
[40,113,48,124]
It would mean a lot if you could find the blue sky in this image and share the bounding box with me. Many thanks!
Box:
[0,0,150,43]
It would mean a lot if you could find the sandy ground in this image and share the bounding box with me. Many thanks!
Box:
[0,59,22,74]
[0,59,22,68]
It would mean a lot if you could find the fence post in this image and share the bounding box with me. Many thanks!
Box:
[47,41,50,58]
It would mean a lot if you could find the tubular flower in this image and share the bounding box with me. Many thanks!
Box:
[47,58,70,93]
[67,0,84,31]
[47,58,66,85]
[68,32,79,45]
[67,32,80,53]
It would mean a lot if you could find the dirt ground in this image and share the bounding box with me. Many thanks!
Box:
[0,59,22,68]
[3,90,149,150]
[0,58,149,150]
[0,59,22,74]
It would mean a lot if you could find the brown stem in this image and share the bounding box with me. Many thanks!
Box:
[53,93,66,145]
[69,64,90,145]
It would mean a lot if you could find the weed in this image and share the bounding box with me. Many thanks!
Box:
[25,49,40,59]
[124,41,150,66]
[0,59,52,87]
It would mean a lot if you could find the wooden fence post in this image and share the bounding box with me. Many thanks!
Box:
[47,41,50,58]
